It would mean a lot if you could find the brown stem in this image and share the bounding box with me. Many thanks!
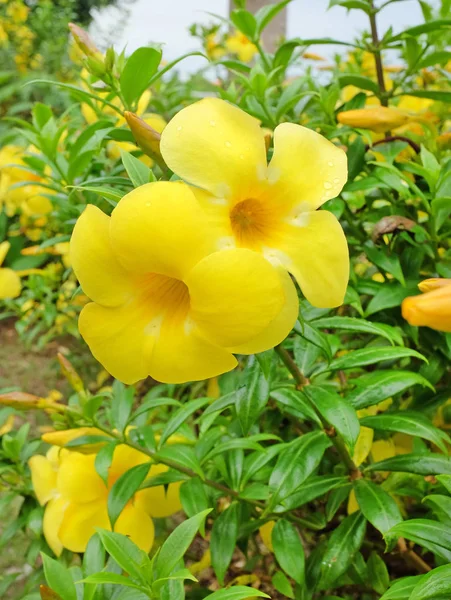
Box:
[367,136,421,154]
[368,2,388,107]
[397,537,431,574]
[274,345,361,479]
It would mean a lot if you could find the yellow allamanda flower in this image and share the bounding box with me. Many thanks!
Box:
[0,241,21,300]
[402,278,451,333]
[205,33,226,60]
[6,1,29,23]
[70,181,294,384]
[225,31,257,62]
[160,98,349,309]
[29,433,182,555]
[338,106,411,133]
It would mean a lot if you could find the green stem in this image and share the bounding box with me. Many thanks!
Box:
[254,40,271,72]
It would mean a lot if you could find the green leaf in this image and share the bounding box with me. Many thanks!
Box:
[155,445,205,480]
[230,9,257,39]
[120,46,162,106]
[211,503,239,585]
[385,520,451,561]
[108,462,150,527]
[422,494,451,524]
[156,510,212,579]
[236,359,270,435]
[111,380,134,434]
[323,346,426,372]
[120,149,152,187]
[41,554,77,600]
[364,242,405,285]
[311,316,400,344]
[338,74,379,94]
[346,370,434,410]
[158,397,209,447]
[83,534,105,600]
[318,512,366,589]
[436,474,451,494]
[273,475,348,512]
[268,431,331,509]
[409,564,451,600]
[80,572,146,592]
[365,453,451,476]
[152,568,197,593]
[354,480,402,535]
[203,438,264,461]
[304,386,360,452]
[365,283,414,316]
[294,321,332,360]
[329,0,371,11]
[360,412,449,453]
[272,519,305,584]
[180,478,211,519]
[389,19,451,41]
[367,551,390,595]
[68,185,123,204]
[380,576,424,599]
[97,529,151,583]
[271,571,294,598]
[401,90,451,103]
[419,50,451,68]
[271,387,322,424]
[255,0,292,36]
[205,588,269,600]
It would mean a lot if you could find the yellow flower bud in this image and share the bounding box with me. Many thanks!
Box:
[124,111,163,161]
[402,279,451,333]
[303,52,326,61]
[68,23,102,61]
[338,107,411,133]
[0,391,47,410]
[57,352,85,394]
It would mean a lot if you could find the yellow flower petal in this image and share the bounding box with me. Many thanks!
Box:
[275,210,349,308]
[29,455,57,505]
[135,463,182,518]
[226,267,298,354]
[42,427,107,451]
[108,444,149,487]
[160,98,267,200]
[0,241,10,266]
[347,489,359,514]
[0,267,21,299]
[352,426,374,467]
[402,283,451,333]
[110,182,215,279]
[268,123,347,211]
[43,496,68,556]
[70,205,134,307]
[56,452,106,504]
[79,298,237,384]
[186,248,285,348]
[58,499,110,553]
[114,504,155,553]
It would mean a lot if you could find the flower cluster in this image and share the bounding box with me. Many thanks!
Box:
[29,428,182,555]
[71,98,349,384]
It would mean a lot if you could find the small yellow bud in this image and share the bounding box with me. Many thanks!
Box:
[437,132,451,149]
[402,279,451,333]
[124,111,163,161]
[303,52,326,61]
[57,353,85,393]
[68,23,102,61]
[338,107,411,133]
[0,392,47,410]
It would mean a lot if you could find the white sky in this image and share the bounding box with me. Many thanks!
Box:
[90,0,438,72]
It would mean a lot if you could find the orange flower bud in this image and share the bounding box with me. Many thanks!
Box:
[338,107,410,133]
[68,23,102,61]
[124,111,163,160]
[402,279,451,332]
[437,132,451,149]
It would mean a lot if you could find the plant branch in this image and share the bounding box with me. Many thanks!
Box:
[367,136,421,154]
[275,344,308,389]
[397,537,431,574]
[368,1,388,106]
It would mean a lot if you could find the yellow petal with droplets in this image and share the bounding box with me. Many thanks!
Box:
[160,98,267,200]
[268,122,347,211]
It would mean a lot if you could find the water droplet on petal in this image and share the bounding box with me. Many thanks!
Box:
[225,141,232,148]
[210,120,216,126]
[324,181,332,190]
[328,161,334,167]
[333,178,340,184]
[239,154,245,160]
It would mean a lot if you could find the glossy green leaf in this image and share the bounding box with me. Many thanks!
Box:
[211,503,239,585]
[205,588,269,600]
[236,359,270,435]
[385,519,451,561]
[354,479,402,535]
[230,9,257,39]
[409,564,451,600]
[272,519,305,584]
[97,529,151,583]
[158,397,209,447]
[318,512,366,589]
[323,346,426,372]
[120,46,162,106]
[120,149,152,187]
[107,462,150,528]
[367,551,390,595]
[366,453,451,476]
[273,475,348,512]
[41,554,77,600]
[271,571,294,598]
[380,575,424,599]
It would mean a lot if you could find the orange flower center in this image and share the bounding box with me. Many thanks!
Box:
[229,198,276,249]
